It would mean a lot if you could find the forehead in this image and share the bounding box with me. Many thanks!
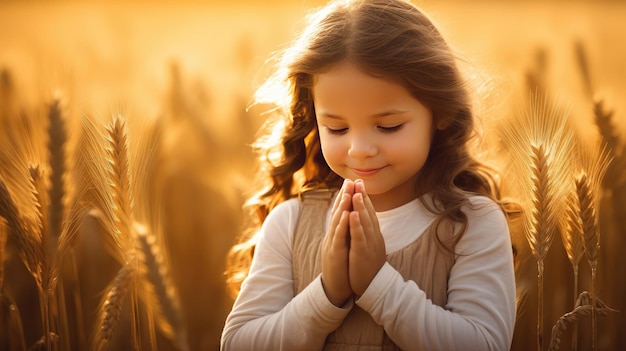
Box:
[312,62,419,113]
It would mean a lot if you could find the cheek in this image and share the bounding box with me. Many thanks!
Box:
[392,131,431,161]
[318,134,345,164]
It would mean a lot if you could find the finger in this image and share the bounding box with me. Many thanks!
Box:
[338,179,355,212]
[331,179,348,214]
[344,178,355,197]
[329,193,351,238]
[355,180,380,229]
[353,192,375,235]
[333,210,350,249]
[349,211,366,247]
[330,179,351,228]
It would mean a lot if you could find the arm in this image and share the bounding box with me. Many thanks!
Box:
[220,200,352,351]
[357,199,516,351]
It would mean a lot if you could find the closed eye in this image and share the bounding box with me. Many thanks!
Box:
[326,126,348,135]
[378,124,404,133]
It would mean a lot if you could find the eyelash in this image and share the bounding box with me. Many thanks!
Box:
[326,125,404,135]
[326,127,348,135]
[378,124,404,133]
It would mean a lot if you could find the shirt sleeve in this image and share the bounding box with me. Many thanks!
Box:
[220,199,353,351]
[356,198,516,351]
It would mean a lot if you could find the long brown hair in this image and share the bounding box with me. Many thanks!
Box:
[226,0,514,296]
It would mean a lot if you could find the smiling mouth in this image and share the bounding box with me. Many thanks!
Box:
[351,167,385,177]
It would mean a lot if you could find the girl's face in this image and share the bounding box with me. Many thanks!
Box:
[313,61,434,211]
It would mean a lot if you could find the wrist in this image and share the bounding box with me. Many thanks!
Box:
[321,276,351,307]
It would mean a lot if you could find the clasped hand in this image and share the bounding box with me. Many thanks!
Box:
[321,179,387,307]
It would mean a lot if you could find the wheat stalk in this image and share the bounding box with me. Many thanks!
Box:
[498,93,574,351]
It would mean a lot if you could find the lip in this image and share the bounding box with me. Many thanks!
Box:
[350,167,386,177]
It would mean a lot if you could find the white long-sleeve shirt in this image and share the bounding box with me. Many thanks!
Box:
[221,194,516,351]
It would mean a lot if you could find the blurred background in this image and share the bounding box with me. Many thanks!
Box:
[0,0,624,350]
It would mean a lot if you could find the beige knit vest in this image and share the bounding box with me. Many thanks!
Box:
[292,189,455,350]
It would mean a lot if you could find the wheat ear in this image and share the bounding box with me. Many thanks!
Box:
[27,164,58,351]
[106,117,135,237]
[498,93,574,351]
[584,141,611,348]
[0,177,40,281]
[46,98,67,241]
[593,101,625,187]
[78,114,143,349]
[105,116,148,351]
[135,223,189,351]
[78,115,136,260]
[28,166,53,288]
[575,40,624,189]
[574,40,593,99]
[93,264,135,351]
[529,144,559,351]
[561,191,585,275]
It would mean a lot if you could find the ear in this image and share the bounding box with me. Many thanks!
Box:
[435,119,448,130]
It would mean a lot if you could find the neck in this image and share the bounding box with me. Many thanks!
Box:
[369,190,421,212]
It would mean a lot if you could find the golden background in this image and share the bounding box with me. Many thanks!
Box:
[0,0,624,350]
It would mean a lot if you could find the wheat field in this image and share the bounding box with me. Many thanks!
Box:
[0,1,624,350]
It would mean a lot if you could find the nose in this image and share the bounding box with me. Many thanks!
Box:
[347,133,377,159]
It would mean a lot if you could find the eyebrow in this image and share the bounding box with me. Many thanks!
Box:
[318,109,407,119]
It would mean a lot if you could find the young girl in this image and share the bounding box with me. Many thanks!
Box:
[221,0,517,350]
